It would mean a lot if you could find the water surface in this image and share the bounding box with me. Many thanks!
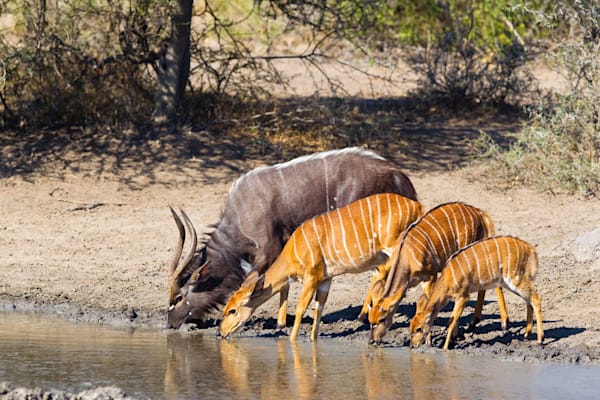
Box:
[1,312,599,399]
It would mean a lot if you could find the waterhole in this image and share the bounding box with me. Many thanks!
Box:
[1,312,598,399]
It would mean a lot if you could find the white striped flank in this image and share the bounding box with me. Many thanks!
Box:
[292,228,305,267]
[395,195,410,234]
[386,194,393,240]
[407,244,422,268]
[366,196,376,255]
[495,238,502,277]
[456,204,471,243]
[300,225,315,266]
[466,247,479,286]
[250,193,421,281]
[359,199,370,256]
[505,238,513,279]
[411,225,434,255]
[369,202,510,345]
[399,203,492,275]
[337,208,358,268]
[346,202,365,261]
[410,235,543,350]
[312,218,325,258]
[484,240,494,282]
[220,192,423,343]
[431,211,452,259]
[439,206,457,254]
[445,236,535,289]
[326,211,337,263]
[421,218,448,259]
[457,253,468,281]
[449,259,459,287]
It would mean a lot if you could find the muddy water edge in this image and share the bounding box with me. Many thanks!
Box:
[1,311,600,400]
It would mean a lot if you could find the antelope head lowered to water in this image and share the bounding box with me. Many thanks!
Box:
[167,207,253,327]
[220,193,423,341]
[368,202,510,344]
[166,148,418,329]
[410,236,543,350]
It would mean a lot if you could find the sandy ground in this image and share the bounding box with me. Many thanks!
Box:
[2,132,600,370]
[1,62,600,400]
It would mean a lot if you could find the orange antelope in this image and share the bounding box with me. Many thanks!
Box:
[410,236,543,350]
[368,202,510,344]
[219,193,423,341]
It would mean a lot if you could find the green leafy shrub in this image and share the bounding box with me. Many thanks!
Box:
[0,0,169,127]
[405,1,539,107]
[475,1,600,195]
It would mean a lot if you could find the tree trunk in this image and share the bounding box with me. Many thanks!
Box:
[151,0,193,126]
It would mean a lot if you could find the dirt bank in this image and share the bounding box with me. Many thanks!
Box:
[2,150,600,366]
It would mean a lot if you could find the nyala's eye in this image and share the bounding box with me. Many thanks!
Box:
[415,327,422,333]
[228,308,236,315]
[175,295,183,304]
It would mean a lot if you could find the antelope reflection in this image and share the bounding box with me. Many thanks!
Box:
[361,349,465,400]
[164,333,224,400]
[165,334,512,400]
[164,335,319,400]
[409,352,461,400]
[221,340,320,400]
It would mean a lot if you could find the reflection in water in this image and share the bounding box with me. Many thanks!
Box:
[362,349,399,399]
[0,312,168,398]
[163,335,323,400]
[409,352,459,400]
[219,339,251,395]
[362,348,464,399]
[2,312,600,399]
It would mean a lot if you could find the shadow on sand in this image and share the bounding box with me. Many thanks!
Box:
[0,96,520,187]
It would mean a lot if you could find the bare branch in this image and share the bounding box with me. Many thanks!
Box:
[55,198,127,212]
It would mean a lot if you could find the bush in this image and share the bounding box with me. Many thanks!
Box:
[475,1,600,196]
[404,2,537,107]
[0,0,390,128]
[0,0,167,127]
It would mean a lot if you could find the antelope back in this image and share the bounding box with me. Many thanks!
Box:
[288,193,423,275]
[444,236,538,289]
[400,202,494,271]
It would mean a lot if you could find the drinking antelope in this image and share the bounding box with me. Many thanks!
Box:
[219,193,423,341]
[368,202,510,344]
[410,236,544,350]
[167,148,417,329]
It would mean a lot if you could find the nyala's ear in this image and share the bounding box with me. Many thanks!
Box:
[188,262,210,286]
[238,271,264,306]
[240,270,264,292]
[415,293,429,313]
[371,280,385,303]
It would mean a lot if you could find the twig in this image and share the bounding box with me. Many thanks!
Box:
[55,198,126,212]
[501,13,525,47]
